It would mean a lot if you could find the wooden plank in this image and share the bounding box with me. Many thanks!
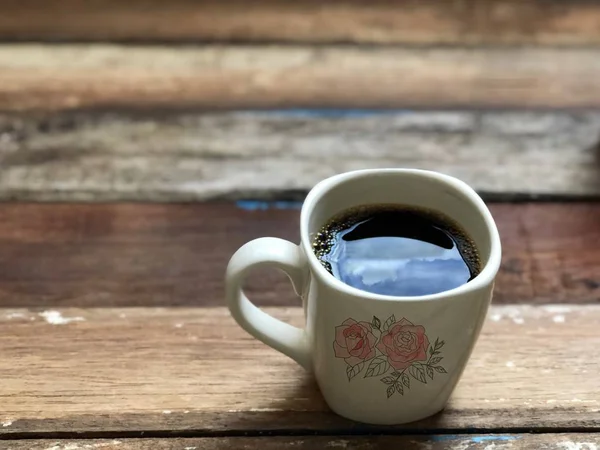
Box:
[1,45,600,111]
[1,0,600,46]
[0,203,597,308]
[1,305,599,436]
[1,110,599,200]
[3,435,600,450]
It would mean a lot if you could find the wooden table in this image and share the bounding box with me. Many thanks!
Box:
[1,1,600,448]
[0,202,599,449]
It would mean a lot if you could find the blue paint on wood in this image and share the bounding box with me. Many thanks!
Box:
[430,435,518,443]
[236,200,303,211]
[250,109,413,118]
[428,435,463,442]
[471,436,518,443]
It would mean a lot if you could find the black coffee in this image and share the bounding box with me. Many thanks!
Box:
[312,204,481,297]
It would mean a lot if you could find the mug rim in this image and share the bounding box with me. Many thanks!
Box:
[300,168,502,302]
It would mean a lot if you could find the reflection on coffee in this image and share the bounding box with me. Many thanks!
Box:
[312,204,481,297]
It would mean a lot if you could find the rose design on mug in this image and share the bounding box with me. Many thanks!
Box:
[333,319,377,366]
[377,318,429,370]
[333,315,447,398]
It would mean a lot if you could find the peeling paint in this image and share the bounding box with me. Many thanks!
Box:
[543,305,572,313]
[5,312,26,319]
[326,440,349,448]
[557,442,598,450]
[426,435,519,450]
[44,442,121,450]
[39,310,84,325]
[249,407,284,412]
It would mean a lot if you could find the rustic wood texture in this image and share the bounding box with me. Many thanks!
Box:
[0,203,600,307]
[1,305,599,436]
[1,111,599,200]
[4,435,600,450]
[0,203,598,308]
[1,0,600,46]
[2,45,600,111]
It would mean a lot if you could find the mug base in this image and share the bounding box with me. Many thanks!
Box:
[328,401,447,426]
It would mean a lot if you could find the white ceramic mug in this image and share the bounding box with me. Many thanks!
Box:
[226,169,501,425]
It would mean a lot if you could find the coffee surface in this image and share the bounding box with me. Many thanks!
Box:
[312,204,481,297]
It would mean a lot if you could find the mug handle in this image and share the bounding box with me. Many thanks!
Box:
[225,237,312,370]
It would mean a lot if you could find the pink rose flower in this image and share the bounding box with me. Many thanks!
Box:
[377,318,429,370]
[333,319,377,366]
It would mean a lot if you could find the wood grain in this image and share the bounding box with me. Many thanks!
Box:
[1,0,600,46]
[3,435,600,449]
[2,45,600,111]
[0,305,599,436]
[1,111,599,200]
[0,203,597,308]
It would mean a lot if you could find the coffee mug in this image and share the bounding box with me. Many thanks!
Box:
[225,169,501,424]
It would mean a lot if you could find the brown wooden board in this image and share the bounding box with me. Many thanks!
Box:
[1,306,599,436]
[0,203,597,308]
[1,0,600,46]
[3,435,600,449]
[1,111,599,201]
[2,45,600,111]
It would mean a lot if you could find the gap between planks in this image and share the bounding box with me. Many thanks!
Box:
[0,305,599,436]
[1,45,600,110]
[0,110,599,200]
[1,0,600,46]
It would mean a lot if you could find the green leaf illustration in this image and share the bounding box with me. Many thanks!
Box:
[365,357,390,378]
[401,373,410,388]
[346,362,365,381]
[434,366,447,374]
[429,347,435,356]
[435,339,445,351]
[394,381,404,395]
[380,376,396,385]
[386,384,396,398]
[409,364,427,384]
[426,365,434,380]
[429,356,443,365]
[372,316,381,330]
[382,314,396,332]
[391,371,402,377]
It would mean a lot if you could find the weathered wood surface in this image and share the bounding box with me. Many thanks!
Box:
[3,435,600,450]
[0,203,598,308]
[1,111,599,200]
[2,45,600,111]
[0,305,598,436]
[1,0,600,46]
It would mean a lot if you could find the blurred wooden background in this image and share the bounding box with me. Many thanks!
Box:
[1,0,600,45]
[0,2,599,449]
[0,0,599,201]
